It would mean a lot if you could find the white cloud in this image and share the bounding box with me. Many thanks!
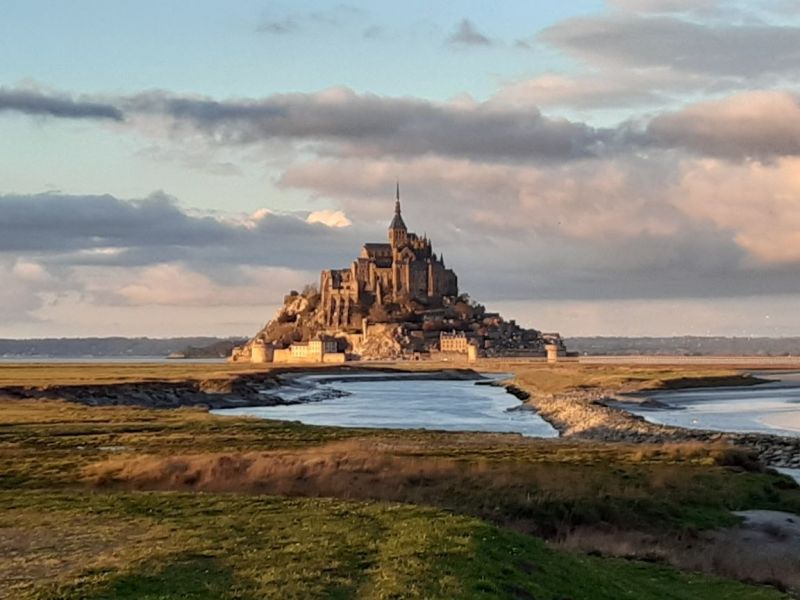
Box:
[78,263,314,307]
[306,209,352,228]
[12,260,52,283]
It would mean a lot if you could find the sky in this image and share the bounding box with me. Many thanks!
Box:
[3,0,800,338]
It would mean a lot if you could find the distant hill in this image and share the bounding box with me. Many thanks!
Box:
[566,336,800,356]
[167,339,248,359]
[0,337,246,359]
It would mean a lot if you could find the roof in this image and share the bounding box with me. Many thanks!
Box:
[389,213,407,231]
[363,242,391,253]
[389,198,407,231]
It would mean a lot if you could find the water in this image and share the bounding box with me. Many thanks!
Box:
[776,467,800,483]
[625,371,800,438]
[213,374,558,438]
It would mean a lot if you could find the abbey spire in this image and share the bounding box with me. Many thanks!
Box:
[388,180,407,246]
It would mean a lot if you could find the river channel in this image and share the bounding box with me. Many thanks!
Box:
[212,373,559,438]
[625,371,800,438]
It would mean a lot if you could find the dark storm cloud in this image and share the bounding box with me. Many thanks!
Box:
[447,19,493,46]
[124,89,613,162]
[0,88,123,121]
[539,13,800,77]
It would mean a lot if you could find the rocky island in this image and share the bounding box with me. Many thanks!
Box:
[232,187,566,363]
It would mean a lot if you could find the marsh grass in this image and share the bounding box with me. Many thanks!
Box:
[79,439,800,537]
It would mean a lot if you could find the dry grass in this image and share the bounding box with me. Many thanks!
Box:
[79,438,797,540]
[628,442,762,469]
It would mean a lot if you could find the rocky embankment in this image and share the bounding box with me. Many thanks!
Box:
[0,368,483,410]
[505,384,800,469]
[0,374,323,410]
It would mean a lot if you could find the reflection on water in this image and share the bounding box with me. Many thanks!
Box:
[627,372,800,438]
[213,376,558,438]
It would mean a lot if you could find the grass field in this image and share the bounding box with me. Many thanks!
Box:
[1,362,798,598]
[2,491,791,600]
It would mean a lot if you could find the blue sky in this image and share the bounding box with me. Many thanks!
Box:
[3,0,800,337]
[1,1,598,99]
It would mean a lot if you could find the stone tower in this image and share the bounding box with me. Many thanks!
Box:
[388,181,407,248]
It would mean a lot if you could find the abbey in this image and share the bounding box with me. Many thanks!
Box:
[319,184,458,328]
[231,185,568,363]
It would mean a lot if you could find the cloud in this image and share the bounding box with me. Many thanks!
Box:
[504,2,800,112]
[539,13,800,78]
[277,151,800,303]
[123,87,612,162]
[0,191,365,271]
[23,82,800,164]
[0,257,65,326]
[256,18,299,34]
[647,91,800,160]
[447,19,493,46]
[673,156,800,264]
[362,25,383,39]
[608,0,720,14]
[306,209,352,228]
[256,5,366,35]
[12,259,52,283]
[4,154,800,334]
[0,192,362,324]
[0,87,123,121]
[101,264,312,307]
[0,192,227,254]
[493,72,673,110]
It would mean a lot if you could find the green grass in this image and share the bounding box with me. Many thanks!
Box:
[1,491,790,600]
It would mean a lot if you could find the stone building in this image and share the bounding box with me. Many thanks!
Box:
[272,337,344,364]
[319,184,458,329]
[439,331,469,353]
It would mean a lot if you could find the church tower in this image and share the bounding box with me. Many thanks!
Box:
[388,181,407,248]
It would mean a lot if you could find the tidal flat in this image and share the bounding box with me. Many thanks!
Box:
[1,360,799,598]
